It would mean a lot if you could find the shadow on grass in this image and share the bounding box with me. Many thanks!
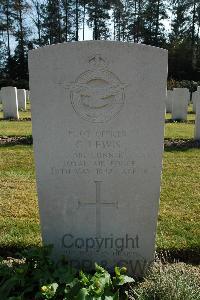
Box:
[164,138,200,151]
[0,245,199,265]
[156,248,200,265]
[165,119,195,124]
[0,135,33,146]
[0,117,31,121]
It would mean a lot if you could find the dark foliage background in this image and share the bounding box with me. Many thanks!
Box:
[0,0,200,89]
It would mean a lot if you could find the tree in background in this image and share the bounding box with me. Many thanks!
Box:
[0,0,15,79]
[168,0,200,80]
[142,0,167,46]
[0,0,200,87]
[29,0,43,46]
[87,0,111,40]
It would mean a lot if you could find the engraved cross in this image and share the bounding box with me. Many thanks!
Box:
[78,181,118,238]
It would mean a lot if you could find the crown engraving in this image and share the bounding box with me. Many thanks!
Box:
[88,54,107,69]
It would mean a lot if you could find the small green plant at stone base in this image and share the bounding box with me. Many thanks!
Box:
[0,245,134,300]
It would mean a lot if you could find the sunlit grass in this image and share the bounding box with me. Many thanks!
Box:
[164,123,194,139]
[158,149,200,250]
[0,146,41,248]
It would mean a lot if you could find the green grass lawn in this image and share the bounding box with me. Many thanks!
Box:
[158,149,200,250]
[0,146,41,249]
[0,121,32,136]
[164,123,194,139]
[0,103,32,137]
[0,145,199,252]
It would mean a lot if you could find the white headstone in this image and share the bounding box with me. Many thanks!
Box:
[26,90,30,101]
[193,87,200,113]
[29,41,168,276]
[165,90,173,113]
[17,88,26,110]
[172,88,188,121]
[194,89,200,140]
[1,86,19,119]
[186,88,190,104]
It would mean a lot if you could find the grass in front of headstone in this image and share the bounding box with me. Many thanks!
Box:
[0,120,32,136]
[0,103,32,137]
[0,145,199,254]
[164,122,194,139]
[0,145,41,251]
[158,149,200,251]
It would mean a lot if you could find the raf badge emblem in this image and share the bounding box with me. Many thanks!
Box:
[66,55,127,123]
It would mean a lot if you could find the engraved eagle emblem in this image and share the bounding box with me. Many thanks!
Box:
[70,82,127,110]
[65,55,127,123]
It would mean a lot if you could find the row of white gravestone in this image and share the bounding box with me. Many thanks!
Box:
[195,87,200,140]
[166,88,189,119]
[192,86,200,113]
[166,87,200,140]
[166,87,200,116]
[0,86,30,119]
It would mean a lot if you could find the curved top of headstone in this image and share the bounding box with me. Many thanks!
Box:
[29,40,167,56]
[1,86,16,90]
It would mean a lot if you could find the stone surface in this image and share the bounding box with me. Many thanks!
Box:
[195,90,200,140]
[29,41,168,275]
[193,87,200,113]
[1,86,19,119]
[17,88,26,110]
[186,88,190,104]
[172,88,188,120]
[26,90,30,101]
[165,90,173,113]
[192,91,197,113]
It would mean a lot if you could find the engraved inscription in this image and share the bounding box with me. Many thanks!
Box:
[66,55,127,123]
[50,128,135,177]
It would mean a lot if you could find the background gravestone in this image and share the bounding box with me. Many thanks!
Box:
[192,91,198,113]
[17,88,26,110]
[195,90,200,140]
[1,86,19,119]
[166,90,173,113]
[193,87,200,113]
[29,41,168,275]
[172,88,188,121]
[26,90,30,101]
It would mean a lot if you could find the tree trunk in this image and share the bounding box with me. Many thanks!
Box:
[82,0,85,40]
[75,0,79,41]
[35,0,41,45]
[6,0,11,59]
[155,0,160,46]
[94,0,98,40]
[64,0,68,41]
[18,0,25,63]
